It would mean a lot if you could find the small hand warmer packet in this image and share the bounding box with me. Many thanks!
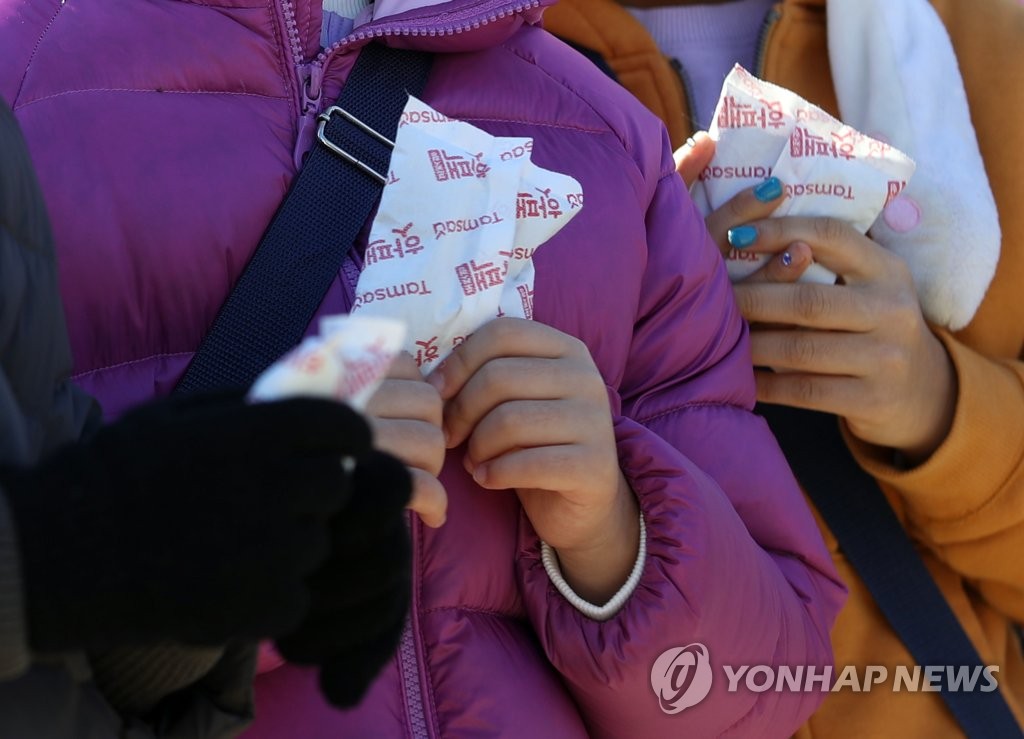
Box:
[248,314,405,410]
[247,314,404,675]
[694,65,916,283]
[349,96,583,373]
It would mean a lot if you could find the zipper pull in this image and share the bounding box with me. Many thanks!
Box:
[293,63,324,170]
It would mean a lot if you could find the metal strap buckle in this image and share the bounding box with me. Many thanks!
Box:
[316,105,394,183]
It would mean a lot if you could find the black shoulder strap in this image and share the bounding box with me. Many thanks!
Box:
[175,44,433,395]
[759,403,1022,738]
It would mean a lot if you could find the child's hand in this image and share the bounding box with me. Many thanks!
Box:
[365,352,447,527]
[427,318,639,602]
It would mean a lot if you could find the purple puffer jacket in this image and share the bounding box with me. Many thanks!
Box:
[1,0,845,736]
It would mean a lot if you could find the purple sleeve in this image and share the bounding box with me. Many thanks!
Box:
[516,169,846,738]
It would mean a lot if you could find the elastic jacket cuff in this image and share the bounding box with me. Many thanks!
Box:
[540,512,647,622]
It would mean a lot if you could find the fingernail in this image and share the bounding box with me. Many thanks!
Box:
[684,136,697,149]
[472,463,487,486]
[753,176,783,202]
[781,251,793,267]
[727,225,759,249]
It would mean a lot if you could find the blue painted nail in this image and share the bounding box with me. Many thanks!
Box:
[753,176,783,202]
[781,251,793,267]
[727,225,759,249]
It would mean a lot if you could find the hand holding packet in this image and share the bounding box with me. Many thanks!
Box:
[247,314,405,675]
[247,96,585,674]
[693,65,916,283]
[350,96,583,373]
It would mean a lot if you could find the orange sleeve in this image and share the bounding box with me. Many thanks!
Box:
[844,330,1024,621]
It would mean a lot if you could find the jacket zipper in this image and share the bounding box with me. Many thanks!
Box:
[276,7,551,731]
[398,600,430,739]
[396,512,429,739]
[668,5,779,137]
[280,0,541,167]
[335,228,431,737]
[753,5,782,78]
[332,172,429,736]
[668,57,700,136]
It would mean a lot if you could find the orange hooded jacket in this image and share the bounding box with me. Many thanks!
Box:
[545,0,1024,736]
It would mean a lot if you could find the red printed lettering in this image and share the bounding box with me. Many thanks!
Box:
[336,340,393,399]
[717,95,784,130]
[516,187,563,220]
[428,149,490,182]
[885,180,908,207]
[499,141,533,161]
[783,182,855,201]
[399,109,452,127]
[455,259,507,297]
[413,336,440,368]
[352,280,432,309]
[366,222,425,265]
[699,165,773,181]
[790,127,856,161]
[726,248,763,262]
[285,348,326,374]
[517,284,534,320]
[432,211,504,239]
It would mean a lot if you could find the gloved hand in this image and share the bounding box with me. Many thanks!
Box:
[275,451,413,708]
[0,390,372,652]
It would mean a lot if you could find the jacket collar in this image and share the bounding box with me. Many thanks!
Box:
[285,0,554,55]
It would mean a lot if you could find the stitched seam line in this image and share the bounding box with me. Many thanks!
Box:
[504,42,630,151]
[14,87,289,112]
[13,2,65,107]
[420,604,516,618]
[500,41,649,206]
[70,352,192,380]
[635,400,746,426]
[458,116,605,135]
[503,39,680,179]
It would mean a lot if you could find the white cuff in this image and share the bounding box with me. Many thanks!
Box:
[540,512,647,622]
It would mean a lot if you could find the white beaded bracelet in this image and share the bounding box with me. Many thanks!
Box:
[540,512,647,622]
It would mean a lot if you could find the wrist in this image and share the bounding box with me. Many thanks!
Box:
[553,475,640,603]
[846,330,958,466]
[895,333,958,465]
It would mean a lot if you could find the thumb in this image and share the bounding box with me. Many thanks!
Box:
[673,131,715,189]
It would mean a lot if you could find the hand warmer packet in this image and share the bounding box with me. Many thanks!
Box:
[247,314,404,675]
[248,314,405,410]
[695,65,916,282]
[349,96,583,374]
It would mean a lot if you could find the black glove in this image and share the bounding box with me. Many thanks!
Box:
[275,450,413,708]
[1,390,372,652]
